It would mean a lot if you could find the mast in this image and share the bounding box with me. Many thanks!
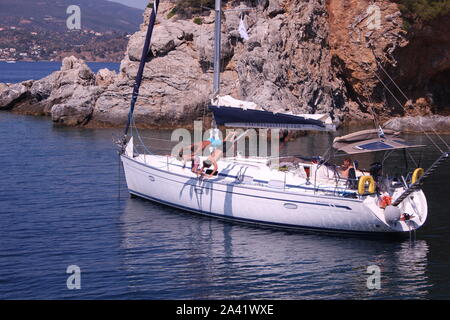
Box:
[124,0,160,137]
[213,0,222,96]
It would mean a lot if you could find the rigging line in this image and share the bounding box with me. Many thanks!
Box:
[142,146,176,152]
[202,98,208,127]
[431,126,450,150]
[382,150,396,170]
[424,119,450,150]
[118,152,121,205]
[406,149,418,168]
[132,116,155,156]
[376,59,450,150]
[367,97,380,122]
[375,59,409,101]
[137,136,178,143]
[356,96,379,129]
[371,48,448,150]
[374,72,407,113]
[321,144,333,164]
[367,96,380,128]
[374,72,444,153]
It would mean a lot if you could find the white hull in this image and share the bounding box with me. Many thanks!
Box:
[120,141,427,234]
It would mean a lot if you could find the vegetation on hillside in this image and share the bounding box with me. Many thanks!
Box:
[146,0,450,21]
[161,0,259,18]
[146,1,450,26]
[158,0,215,18]
[398,0,450,21]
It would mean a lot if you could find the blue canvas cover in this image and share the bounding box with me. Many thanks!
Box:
[209,105,335,131]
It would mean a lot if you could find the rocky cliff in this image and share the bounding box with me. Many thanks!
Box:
[0,57,116,125]
[0,0,449,131]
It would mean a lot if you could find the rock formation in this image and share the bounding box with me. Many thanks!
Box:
[385,115,450,133]
[0,0,448,131]
[327,0,408,121]
[393,12,450,117]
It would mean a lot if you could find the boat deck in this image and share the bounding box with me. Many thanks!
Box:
[132,153,361,199]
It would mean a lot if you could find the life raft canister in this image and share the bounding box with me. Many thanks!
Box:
[358,176,376,195]
[412,168,424,184]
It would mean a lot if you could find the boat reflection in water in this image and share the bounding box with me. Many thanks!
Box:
[119,197,431,299]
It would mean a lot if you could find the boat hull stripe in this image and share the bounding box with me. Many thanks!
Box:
[128,189,387,235]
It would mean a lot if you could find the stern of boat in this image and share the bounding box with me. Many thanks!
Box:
[363,188,428,233]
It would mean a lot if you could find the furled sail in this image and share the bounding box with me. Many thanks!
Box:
[209,95,336,131]
[124,0,160,137]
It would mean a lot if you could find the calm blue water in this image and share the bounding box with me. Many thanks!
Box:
[1,63,450,299]
[0,61,120,83]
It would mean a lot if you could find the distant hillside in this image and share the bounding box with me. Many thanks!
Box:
[0,0,142,33]
[0,0,144,61]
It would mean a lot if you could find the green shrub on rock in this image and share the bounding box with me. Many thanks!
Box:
[398,0,450,21]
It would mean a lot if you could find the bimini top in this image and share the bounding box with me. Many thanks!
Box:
[333,128,425,155]
[209,95,336,131]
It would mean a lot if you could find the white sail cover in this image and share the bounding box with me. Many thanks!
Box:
[213,95,258,110]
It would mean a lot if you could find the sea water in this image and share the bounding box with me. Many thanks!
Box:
[0,62,449,299]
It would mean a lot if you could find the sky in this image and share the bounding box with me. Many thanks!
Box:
[108,0,148,9]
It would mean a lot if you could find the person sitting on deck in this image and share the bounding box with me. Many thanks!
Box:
[339,158,354,179]
[200,150,221,179]
[339,158,359,189]
[177,140,212,175]
[200,131,238,179]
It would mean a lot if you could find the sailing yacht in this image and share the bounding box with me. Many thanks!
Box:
[119,1,448,234]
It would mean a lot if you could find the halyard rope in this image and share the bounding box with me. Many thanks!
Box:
[374,59,449,151]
